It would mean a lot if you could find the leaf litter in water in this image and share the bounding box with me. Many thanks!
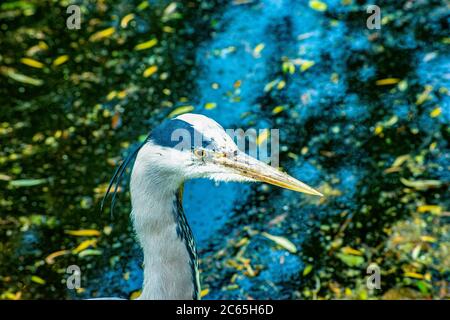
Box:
[65,229,101,237]
[261,232,297,253]
[167,105,194,118]
[1,66,43,86]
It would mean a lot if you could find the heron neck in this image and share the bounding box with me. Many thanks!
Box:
[130,164,199,300]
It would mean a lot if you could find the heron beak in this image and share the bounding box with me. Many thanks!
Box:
[213,151,323,196]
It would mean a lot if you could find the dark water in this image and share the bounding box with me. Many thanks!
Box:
[0,0,448,300]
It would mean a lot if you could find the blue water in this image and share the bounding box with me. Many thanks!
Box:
[90,0,449,299]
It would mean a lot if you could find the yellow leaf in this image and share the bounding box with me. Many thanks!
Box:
[253,43,265,57]
[20,58,44,69]
[45,250,71,264]
[52,55,69,67]
[391,154,410,168]
[420,235,437,243]
[341,246,363,256]
[204,102,217,110]
[121,13,135,28]
[89,27,115,42]
[31,276,46,285]
[261,232,297,253]
[117,90,127,99]
[167,106,194,118]
[65,229,101,237]
[376,78,400,86]
[272,105,284,114]
[277,80,286,90]
[404,272,424,279]
[374,125,383,135]
[417,205,442,215]
[72,239,97,254]
[134,38,158,51]
[416,85,432,105]
[200,288,209,298]
[130,290,141,300]
[106,91,117,100]
[430,107,441,118]
[256,129,269,146]
[309,0,327,12]
[143,65,158,77]
[300,60,315,72]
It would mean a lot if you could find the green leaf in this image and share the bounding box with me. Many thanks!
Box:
[9,178,47,187]
[336,253,365,267]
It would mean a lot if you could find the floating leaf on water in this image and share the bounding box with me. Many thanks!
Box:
[143,65,158,78]
[264,79,278,92]
[130,290,141,300]
[167,105,194,118]
[277,80,286,90]
[300,60,315,72]
[106,90,117,100]
[204,102,217,110]
[163,2,178,16]
[45,250,71,264]
[89,27,115,42]
[256,129,269,146]
[384,154,410,173]
[65,229,101,237]
[416,85,433,105]
[375,78,400,86]
[72,239,97,254]
[20,58,44,68]
[200,288,209,298]
[31,276,46,285]
[253,43,265,58]
[261,232,297,253]
[430,107,441,118]
[417,205,442,215]
[404,272,424,280]
[303,264,313,276]
[0,173,12,181]
[374,125,383,135]
[52,55,69,67]
[282,61,295,74]
[309,0,327,12]
[137,0,149,10]
[9,178,47,187]
[0,66,43,86]
[78,249,102,257]
[111,113,122,129]
[272,105,284,114]
[400,178,442,190]
[121,13,135,28]
[420,235,437,243]
[336,253,364,267]
[134,38,158,51]
[341,246,363,256]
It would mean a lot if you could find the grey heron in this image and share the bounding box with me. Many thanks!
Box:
[102,113,322,300]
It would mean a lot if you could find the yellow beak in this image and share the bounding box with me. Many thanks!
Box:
[213,151,323,196]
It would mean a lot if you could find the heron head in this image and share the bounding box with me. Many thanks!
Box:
[135,113,322,196]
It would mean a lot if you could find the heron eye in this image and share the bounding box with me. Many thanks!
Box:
[193,149,206,159]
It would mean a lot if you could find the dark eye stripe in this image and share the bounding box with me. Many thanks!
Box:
[150,119,216,150]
